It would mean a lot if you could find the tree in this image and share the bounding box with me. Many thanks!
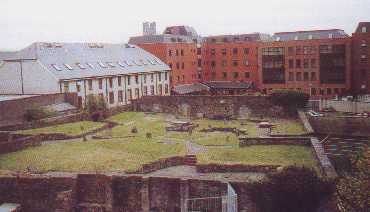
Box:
[336,147,370,212]
[249,166,335,212]
[269,90,310,115]
[85,94,107,121]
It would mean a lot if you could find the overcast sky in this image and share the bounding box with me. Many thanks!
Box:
[1,0,369,50]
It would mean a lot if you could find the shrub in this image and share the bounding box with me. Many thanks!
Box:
[269,90,309,115]
[249,166,335,212]
[131,126,138,133]
[146,132,152,139]
[85,94,107,121]
[24,106,56,122]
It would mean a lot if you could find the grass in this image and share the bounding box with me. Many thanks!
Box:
[198,145,317,168]
[0,139,186,172]
[17,121,105,136]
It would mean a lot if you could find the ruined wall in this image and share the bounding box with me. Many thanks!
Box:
[133,95,276,118]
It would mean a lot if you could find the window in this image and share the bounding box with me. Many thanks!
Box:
[197,48,201,55]
[296,46,301,55]
[210,49,216,55]
[151,74,154,82]
[327,88,332,95]
[98,79,103,89]
[211,72,216,79]
[244,60,249,66]
[311,59,316,68]
[63,82,69,93]
[87,63,95,69]
[222,60,227,67]
[296,72,302,81]
[169,63,172,69]
[181,62,185,69]
[296,59,301,68]
[233,72,239,79]
[118,76,122,86]
[76,83,81,92]
[244,48,250,54]
[334,88,339,94]
[135,88,139,98]
[211,61,216,68]
[232,48,238,55]
[109,92,114,104]
[221,49,227,56]
[360,55,368,63]
[150,85,154,95]
[197,59,202,67]
[304,72,309,81]
[64,64,73,70]
[165,84,169,94]
[176,49,179,56]
[127,76,131,85]
[288,72,294,81]
[361,40,367,47]
[109,78,113,88]
[303,59,309,69]
[233,60,239,67]
[288,47,294,55]
[362,26,367,33]
[158,84,163,95]
[76,63,86,69]
[289,59,294,69]
[135,75,139,84]
[245,72,250,78]
[168,50,172,56]
[311,88,317,95]
[143,86,148,96]
[52,64,62,71]
[165,72,168,80]
[176,63,180,69]
[98,62,107,68]
[128,89,132,100]
[181,49,184,56]
[143,75,147,84]
[311,72,317,81]
[118,90,123,102]
[88,79,93,91]
[222,72,227,79]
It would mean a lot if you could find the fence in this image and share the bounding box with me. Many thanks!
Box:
[307,99,370,113]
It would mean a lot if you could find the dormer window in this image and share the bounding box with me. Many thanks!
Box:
[107,62,116,68]
[276,37,281,41]
[362,26,367,33]
[294,36,298,40]
[76,63,86,69]
[328,33,333,39]
[98,62,107,68]
[51,64,62,71]
[308,35,313,40]
[64,64,73,70]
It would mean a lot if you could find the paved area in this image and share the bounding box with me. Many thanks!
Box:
[147,165,265,182]
[186,141,207,154]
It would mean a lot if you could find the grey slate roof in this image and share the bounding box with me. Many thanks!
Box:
[0,42,170,80]
[172,83,209,94]
[273,29,349,41]
[201,81,254,89]
[204,33,272,43]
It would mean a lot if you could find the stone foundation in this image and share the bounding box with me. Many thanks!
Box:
[196,164,280,173]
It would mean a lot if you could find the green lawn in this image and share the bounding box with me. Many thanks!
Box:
[0,139,186,172]
[198,145,317,168]
[17,121,105,136]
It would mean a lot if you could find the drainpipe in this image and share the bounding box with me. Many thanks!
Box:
[20,60,24,94]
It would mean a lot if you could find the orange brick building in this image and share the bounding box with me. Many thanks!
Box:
[351,22,370,94]
[258,30,352,97]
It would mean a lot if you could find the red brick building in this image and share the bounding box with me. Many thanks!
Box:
[351,22,370,94]
[258,30,352,97]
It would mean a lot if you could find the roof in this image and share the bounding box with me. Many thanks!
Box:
[172,83,209,95]
[273,29,349,41]
[204,33,272,43]
[0,95,39,102]
[0,42,170,80]
[201,81,254,89]
[129,34,201,44]
[163,26,198,37]
[354,22,370,33]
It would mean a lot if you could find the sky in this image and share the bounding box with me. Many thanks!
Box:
[1,0,369,50]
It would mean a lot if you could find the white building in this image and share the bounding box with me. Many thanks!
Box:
[0,42,171,108]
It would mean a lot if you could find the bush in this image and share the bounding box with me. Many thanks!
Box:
[249,166,335,212]
[24,106,56,122]
[269,90,309,115]
[85,94,107,121]
[131,126,138,133]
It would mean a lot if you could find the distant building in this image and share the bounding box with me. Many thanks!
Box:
[0,42,171,108]
[143,22,156,36]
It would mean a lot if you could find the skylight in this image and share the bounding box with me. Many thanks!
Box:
[154,58,162,64]
[64,64,73,70]
[87,63,95,69]
[141,59,148,65]
[124,60,133,66]
[98,62,108,68]
[76,63,86,69]
[148,59,156,65]
[51,64,62,71]
[133,60,142,66]
[107,62,116,68]
[118,62,125,67]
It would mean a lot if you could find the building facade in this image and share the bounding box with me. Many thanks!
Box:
[0,42,171,108]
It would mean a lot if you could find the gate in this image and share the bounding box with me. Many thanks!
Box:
[185,183,237,212]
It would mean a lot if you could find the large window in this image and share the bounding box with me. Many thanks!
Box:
[109,92,114,104]
[88,79,93,91]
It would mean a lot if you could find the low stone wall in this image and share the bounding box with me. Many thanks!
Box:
[239,137,311,147]
[129,156,187,174]
[298,110,315,134]
[0,134,42,154]
[196,164,280,173]
[310,137,338,178]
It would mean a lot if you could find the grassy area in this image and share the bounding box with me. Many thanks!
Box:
[17,121,105,136]
[198,145,317,168]
[0,139,186,172]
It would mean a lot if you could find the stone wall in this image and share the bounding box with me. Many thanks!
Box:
[129,156,186,174]
[133,95,277,118]
[309,116,370,137]
[196,164,280,173]
[239,137,311,147]
[0,134,42,154]
[0,93,79,128]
